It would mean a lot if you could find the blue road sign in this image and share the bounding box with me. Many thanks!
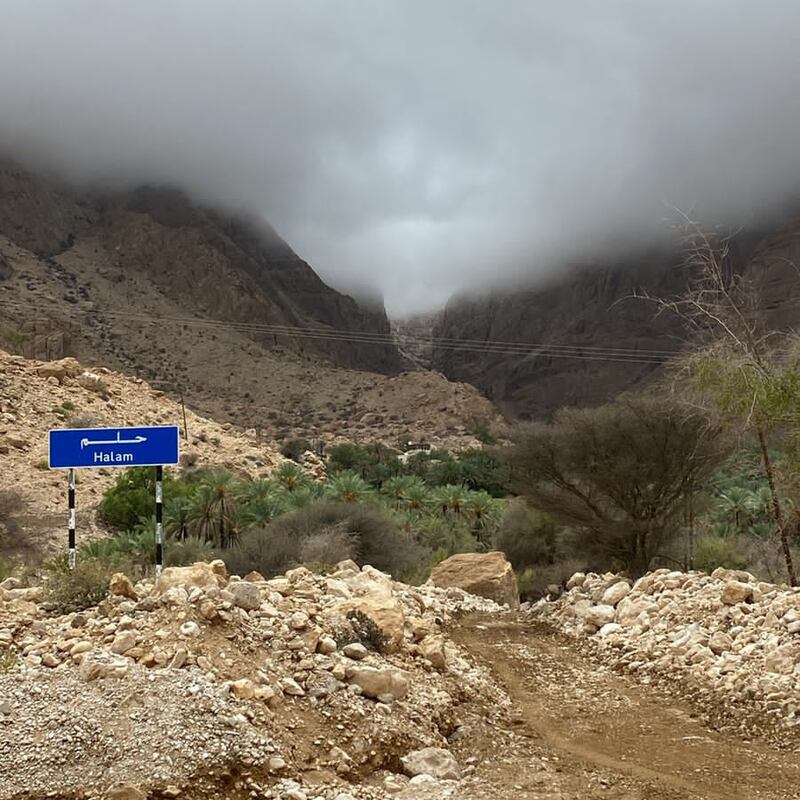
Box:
[49,425,180,469]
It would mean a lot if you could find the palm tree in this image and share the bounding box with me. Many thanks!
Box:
[164,496,191,540]
[275,463,309,493]
[403,481,431,516]
[431,484,467,517]
[380,476,417,509]
[325,471,373,504]
[463,490,503,548]
[283,482,324,510]
[186,470,238,548]
[235,478,276,506]
[716,486,755,535]
[239,494,289,527]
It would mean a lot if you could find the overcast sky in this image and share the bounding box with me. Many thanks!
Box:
[2,2,800,314]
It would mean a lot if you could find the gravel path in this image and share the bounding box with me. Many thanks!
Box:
[452,616,800,800]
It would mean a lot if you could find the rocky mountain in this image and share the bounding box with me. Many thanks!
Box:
[0,163,500,442]
[0,162,400,372]
[432,221,800,419]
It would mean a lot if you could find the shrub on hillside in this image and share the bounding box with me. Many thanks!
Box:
[224,527,301,578]
[693,535,749,573]
[164,536,218,567]
[326,442,402,486]
[281,437,313,462]
[45,559,119,613]
[0,490,25,536]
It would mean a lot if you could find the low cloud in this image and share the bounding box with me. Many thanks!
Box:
[2,2,800,313]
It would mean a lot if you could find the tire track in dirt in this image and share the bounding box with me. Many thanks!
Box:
[453,616,800,800]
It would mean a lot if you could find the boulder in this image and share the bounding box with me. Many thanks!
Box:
[153,562,224,595]
[420,636,447,671]
[230,581,261,611]
[721,581,754,605]
[109,573,137,600]
[583,604,615,628]
[106,785,147,800]
[80,652,129,681]
[77,371,107,394]
[35,357,81,382]
[338,596,405,653]
[429,551,519,609]
[566,572,587,590]
[708,630,733,655]
[601,581,630,607]
[110,632,137,655]
[343,643,369,660]
[346,665,408,700]
[401,747,460,780]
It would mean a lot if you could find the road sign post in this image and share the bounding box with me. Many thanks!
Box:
[67,469,76,570]
[155,465,164,577]
[48,425,179,571]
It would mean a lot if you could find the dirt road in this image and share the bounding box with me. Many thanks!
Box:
[447,616,800,800]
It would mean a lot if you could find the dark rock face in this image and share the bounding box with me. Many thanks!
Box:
[0,164,402,375]
[432,224,800,420]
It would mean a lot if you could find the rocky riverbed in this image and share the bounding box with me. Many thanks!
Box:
[533,567,800,744]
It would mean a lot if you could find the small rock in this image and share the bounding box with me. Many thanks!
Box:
[109,573,137,600]
[230,581,261,611]
[342,642,369,660]
[401,747,461,780]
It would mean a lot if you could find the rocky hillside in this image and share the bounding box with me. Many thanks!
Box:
[0,162,400,374]
[0,163,500,442]
[0,349,501,556]
[432,220,800,419]
[0,350,287,553]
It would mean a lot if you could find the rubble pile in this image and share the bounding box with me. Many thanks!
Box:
[535,567,800,739]
[0,350,289,547]
[0,559,507,799]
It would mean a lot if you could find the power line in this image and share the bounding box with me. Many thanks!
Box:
[0,298,679,365]
[0,299,678,354]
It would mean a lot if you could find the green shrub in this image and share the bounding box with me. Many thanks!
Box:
[469,418,498,446]
[693,535,749,572]
[224,526,300,578]
[45,559,119,613]
[164,536,217,567]
[299,529,355,573]
[326,442,402,485]
[100,468,188,532]
[0,557,14,582]
[0,489,25,523]
[494,503,561,570]
[227,501,427,579]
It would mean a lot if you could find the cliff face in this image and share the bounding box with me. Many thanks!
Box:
[431,224,800,420]
[0,162,439,441]
[431,254,684,419]
[0,163,401,375]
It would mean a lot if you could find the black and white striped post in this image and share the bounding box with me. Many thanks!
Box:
[67,468,76,569]
[155,465,164,577]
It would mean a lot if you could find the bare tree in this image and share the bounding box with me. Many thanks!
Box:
[505,397,730,577]
[638,218,799,585]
